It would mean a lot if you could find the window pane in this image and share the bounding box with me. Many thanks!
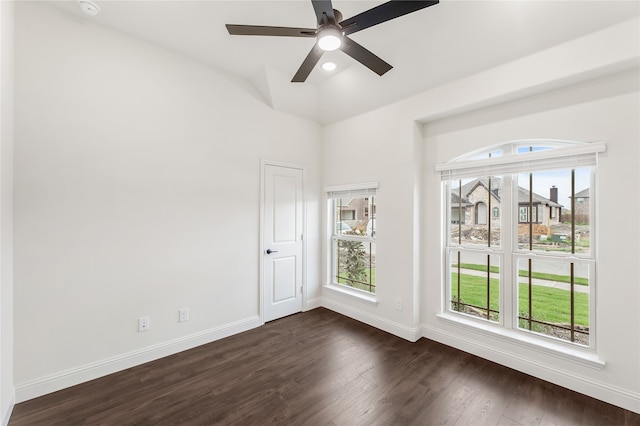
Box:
[334,196,376,236]
[571,169,591,255]
[516,145,555,154]
[516,168,591,255]
[450,250,500,322]
[467,149,503,160]
[449,177,501,247]
[335,239,376,293]
[517,257,589,345]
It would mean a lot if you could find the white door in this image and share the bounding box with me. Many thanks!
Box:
[262,164,304,322]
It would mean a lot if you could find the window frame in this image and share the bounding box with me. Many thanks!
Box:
[446,176,503,325]
[511,166,597,347]
[518,205,539,223]
[438,140,603,353]
[325,183,378,300]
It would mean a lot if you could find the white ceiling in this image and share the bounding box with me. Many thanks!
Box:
[46,0,639,124]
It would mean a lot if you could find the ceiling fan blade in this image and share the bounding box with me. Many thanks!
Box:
[226,24,316,38]
[340,37,392,76]
[312,0,335,25]
[291,43,324,83]
[340,0,439,36]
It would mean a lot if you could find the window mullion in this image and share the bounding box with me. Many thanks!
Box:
[501,175,515,330]
[570,169,576,342]
[588,168,597,351]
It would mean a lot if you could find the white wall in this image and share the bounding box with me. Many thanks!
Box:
[322,107,424,340]
[10,0,640,415]
[423,71,640,411]
[13,2,322,401]
[322,17,639,412]
[0,1,15,423]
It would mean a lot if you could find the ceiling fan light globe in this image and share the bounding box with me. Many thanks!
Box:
[322,62,336,71]
[318,28,342,51]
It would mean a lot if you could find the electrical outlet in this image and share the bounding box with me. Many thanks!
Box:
[395,298,403,311]
[179,308,189,322]
[138,316,150,332]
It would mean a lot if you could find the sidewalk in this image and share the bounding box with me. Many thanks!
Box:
[458,268,589,293]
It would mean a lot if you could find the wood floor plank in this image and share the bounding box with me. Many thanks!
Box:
[497,415,524,426]
[409,378,477,426]
[9,308,639,425]
[453,362,527,426]
[301,376,380,425]
[501,375,549,425]
[330,375,433,425]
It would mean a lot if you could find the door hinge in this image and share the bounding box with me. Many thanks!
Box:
[301,233,304,241]
[300,286,303,294]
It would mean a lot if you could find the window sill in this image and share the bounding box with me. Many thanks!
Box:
[324,284,378,306]
[436,312,605,370]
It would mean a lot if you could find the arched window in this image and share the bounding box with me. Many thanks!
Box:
[437,139,603,348]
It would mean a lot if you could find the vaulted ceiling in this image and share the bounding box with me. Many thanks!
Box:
[48,1,639,124]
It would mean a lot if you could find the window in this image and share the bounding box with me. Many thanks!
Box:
[340,209,356,220]
[449,177,501,322]
[518,205,538,223]
[327,185,377,294]
[438,140,604,348]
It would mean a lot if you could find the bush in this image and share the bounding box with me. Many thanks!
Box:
[338,239,367,286]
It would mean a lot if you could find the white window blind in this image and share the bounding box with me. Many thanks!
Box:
[437,142,605,181]
[326,182,378,199]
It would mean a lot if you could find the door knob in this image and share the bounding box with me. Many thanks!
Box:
[266,249,278,254]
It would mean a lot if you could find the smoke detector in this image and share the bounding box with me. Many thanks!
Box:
[78,0,101,16]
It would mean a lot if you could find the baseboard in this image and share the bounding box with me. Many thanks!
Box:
[422,324,640,414]
[15,315,261,403]
[322,299,421,342]
[304,297,322,311]
[2,390,15,426]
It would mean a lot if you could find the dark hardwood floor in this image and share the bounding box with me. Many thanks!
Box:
[10,308,640,425]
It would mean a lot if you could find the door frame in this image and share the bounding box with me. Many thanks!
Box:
[259,159,307,325]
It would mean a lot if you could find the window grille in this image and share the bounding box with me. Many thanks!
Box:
[438,140,602,347]
[327,183,378,294]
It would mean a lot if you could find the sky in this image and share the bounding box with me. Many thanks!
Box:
[519,168,591,209]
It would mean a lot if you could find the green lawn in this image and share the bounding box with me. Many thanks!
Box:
[455,263,588,286]
[451,273,500,313]
[517,270,588,286]
[455,263,500,274]
[337,268,376,293]
[451,273,589,326]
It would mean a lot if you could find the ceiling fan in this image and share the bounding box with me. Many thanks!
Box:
[226,0,439,82]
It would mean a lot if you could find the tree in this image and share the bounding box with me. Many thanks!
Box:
[338,238,367,287]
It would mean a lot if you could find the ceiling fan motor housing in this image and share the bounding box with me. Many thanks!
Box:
[330,9,344,26]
